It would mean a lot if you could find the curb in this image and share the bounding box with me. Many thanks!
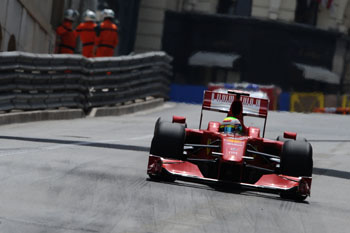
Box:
[0,109,85,126]
[89,98,164,117]
[0,98,164,126]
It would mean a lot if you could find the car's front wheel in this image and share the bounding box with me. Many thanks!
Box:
[150,120,186,160]
[280,140,313,177]
[279,140,313,201]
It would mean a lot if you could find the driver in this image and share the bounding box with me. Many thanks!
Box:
[219,117,242,135]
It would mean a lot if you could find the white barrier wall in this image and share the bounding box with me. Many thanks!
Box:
[251,0,296,22]
[135,0,219,53]
[0,0,97,54]
[0,0,55,53]
[317,0,350,32]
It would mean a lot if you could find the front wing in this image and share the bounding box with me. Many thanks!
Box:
[147,155,312,196]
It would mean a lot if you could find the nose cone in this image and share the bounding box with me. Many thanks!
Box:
[222,137,247,162]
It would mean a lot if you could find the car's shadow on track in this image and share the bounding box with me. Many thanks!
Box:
[309,139,350,142]
[0,135,150,152]
[147,178,310,204]
[313,167,350,180]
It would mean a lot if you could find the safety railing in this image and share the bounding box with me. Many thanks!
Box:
[0,51,172,112]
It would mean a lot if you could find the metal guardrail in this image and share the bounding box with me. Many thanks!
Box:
[0,51,172,112]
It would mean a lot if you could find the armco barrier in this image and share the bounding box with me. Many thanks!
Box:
[342,94,350,108]
[313,107,350,114]
[312,94,350,114]
[290,92,324,112]
[324,94,337,108]
[0,51,172,112]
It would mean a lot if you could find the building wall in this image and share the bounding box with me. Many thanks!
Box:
[343,1,350,31]
[134,0,167,52]
[251,0,296,22]
[134,0,300,52]
[135,0,350,53]
[251,0,350,32]
[134,0,219,52]
[0,0,97,54]
[317,0,349,32]
[193,0,219,13]
[0,0,57,53]
[134,0,350,93]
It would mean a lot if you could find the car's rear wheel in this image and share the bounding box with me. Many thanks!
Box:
[150,120,186,160]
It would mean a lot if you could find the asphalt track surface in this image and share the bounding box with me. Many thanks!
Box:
[0,102,349,233]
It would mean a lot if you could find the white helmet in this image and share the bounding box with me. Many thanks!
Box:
[83,9,96,22]
[102,9,115,19]
[64,9,79,21]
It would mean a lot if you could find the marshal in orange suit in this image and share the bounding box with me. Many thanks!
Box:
[76,10,97,58]
[56,9,79,54]
[95,9,119,57]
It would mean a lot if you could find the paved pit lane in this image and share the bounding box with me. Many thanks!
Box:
[0,102,349,233]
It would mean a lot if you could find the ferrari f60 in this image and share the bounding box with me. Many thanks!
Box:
[147,90,313,201]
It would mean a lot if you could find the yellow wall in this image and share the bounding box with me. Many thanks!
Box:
[342,94,350,107]
[290,92,324,112]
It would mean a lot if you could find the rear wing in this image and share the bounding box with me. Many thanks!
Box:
[202,91,269,117]
[200,91,270,136]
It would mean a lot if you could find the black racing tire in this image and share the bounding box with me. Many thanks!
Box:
[276,135,289,142]
[154,117,162,136]
[150,121,185,160]
[280,140,313,177]
[276,135,307,142]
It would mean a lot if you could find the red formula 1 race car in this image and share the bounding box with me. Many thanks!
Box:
[147,90,313,201]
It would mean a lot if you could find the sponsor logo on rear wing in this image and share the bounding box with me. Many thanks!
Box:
[202,91,269,117]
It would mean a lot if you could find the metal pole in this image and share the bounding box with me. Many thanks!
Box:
[199,108,203,129]
[262,117,267,138]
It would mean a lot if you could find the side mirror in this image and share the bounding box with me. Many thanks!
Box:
[173,116,186,124]
[284,131,297,140]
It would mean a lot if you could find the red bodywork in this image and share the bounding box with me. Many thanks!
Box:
[147,91,312,198]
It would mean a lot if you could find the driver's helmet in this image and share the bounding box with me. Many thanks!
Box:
[220,117,242,134]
